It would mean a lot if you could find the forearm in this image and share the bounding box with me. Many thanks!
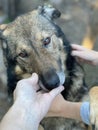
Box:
[48,100,90,125]
[61,101,82,120]
[0,100,39,130]
[48,100,82,120]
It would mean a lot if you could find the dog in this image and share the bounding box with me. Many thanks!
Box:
[82,1,98,49]
[0,5,97,130]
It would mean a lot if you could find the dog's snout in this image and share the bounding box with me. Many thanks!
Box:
[52,10,61,19]
[40,70,60,90]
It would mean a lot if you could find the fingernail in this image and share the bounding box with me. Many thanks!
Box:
[32,73,37,77]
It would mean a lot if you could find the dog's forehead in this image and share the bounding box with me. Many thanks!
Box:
[4,11,56,39]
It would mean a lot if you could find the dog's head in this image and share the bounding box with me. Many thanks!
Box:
[0,5,74,92]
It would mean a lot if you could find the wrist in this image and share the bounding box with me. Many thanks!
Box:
[80,102,90,125]
[13,100,39,130]
[0,100,39,130]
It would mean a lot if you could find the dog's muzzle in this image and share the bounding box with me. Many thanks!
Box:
[39,69,65,91]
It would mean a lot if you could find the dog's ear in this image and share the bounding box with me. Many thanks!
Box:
[38,5,61,21]
[0,24,8,50]
[0,24,7,40]
[0,24,7,30]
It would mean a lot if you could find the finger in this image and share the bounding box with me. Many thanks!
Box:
[28,73,40,90]
[71,44,87,51]
[29,73,39,84]
[71,50,83,57]
[24,73,40,91]
[49,86,64,100]
[75,57,85,63]
[71,51,88,59]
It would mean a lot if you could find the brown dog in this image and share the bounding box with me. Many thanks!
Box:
[0,5,97,130]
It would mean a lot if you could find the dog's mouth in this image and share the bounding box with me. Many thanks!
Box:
[39,71,65,92]
[38,81,49,92]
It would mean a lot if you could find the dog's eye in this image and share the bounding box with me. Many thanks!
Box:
[43,37,51,46]
[18,51,28,58]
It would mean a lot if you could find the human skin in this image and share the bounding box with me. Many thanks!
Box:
[71,44,98,65]
[0,73,64,130]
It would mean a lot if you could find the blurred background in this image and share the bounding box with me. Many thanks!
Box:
[0,0,97,43]
[0,0,98,121]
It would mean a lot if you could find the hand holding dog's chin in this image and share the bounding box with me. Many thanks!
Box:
[0,73,64,130]
[13,73,64,121]
[0,74,40,130]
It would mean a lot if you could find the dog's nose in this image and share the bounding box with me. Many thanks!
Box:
[40,69,60,90]
[52,10,61,19]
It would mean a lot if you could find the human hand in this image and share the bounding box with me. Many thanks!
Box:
[14,73,64,124]
[71,44,98,65]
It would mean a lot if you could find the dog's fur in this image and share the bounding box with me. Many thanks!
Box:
[0,5,96,130]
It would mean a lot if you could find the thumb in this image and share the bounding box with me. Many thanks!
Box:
[49,85,64,100]
[28,73,39,85]
[26,73,39,91]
